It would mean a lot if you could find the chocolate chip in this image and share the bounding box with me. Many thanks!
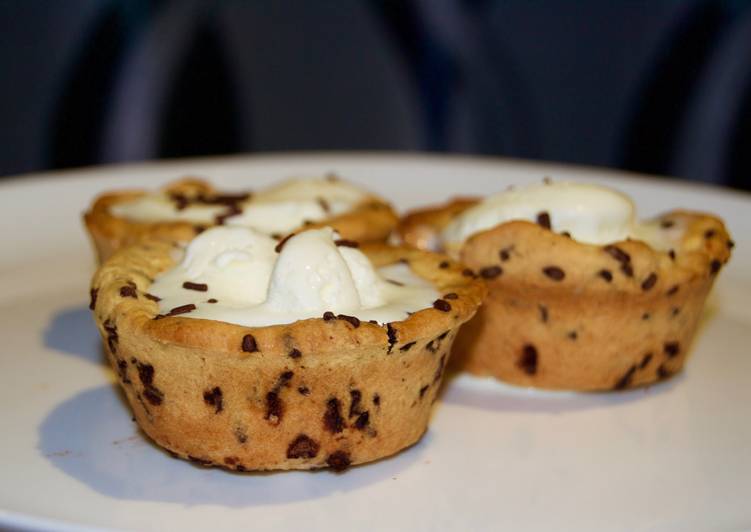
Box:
[433,299,451,312]
[400,341,416,352]
[224,456,237,466]
[598,269,613,282]
[203,387,223,413]
[182,281,208,292]
[337,314,361,328]
[642,312,651,320]
[499,247,512,261]
[666,285,679,296]
[536,211,551,229]
[145,293,161,302]
[298,386,310,396]
[234,427,248,444]
[660,220,674,229]
[621,263,634,277]
[604,245,631,264]
[354,411,370,430]
[120,285,137,298]
[671,307,680,317]
[103,320,118,354]
[426,339,438,353]
[538,304,549,323]
[664,342,680,358]
[242,334,259,353]
[657,364,672,380]
[116,359,130,384]
[728,239,735,249]
[287,434,320,459]
[349,390,362,417]
[265,391,283,425]
[567,330,578,340]
[289,348,302,359]
[561,231,572,238]
[639,353,653,369]
[136,362,154,386]
[386,323,397,354]
[323,398,346,433]
[323,311,336,321]
[462,268,476,278]
[274,234,294,253]
[480,266,503,279]
[143,386,163,406]
[326,450,351,472]
[641,272,658,291]
[373,393,380,406]
[89,288,98,310]
[207,298,218,303]
[335,239,359,248]
[518,345,538,375]
[614,365,636,390]
[710,259,722,274]
[542,266,565,281]
[439,260,450,269]
[419,385,429,398]
[704,229,716,239]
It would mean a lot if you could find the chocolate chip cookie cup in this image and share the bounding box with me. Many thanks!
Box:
[399,182,733,391]
[84,176,398,263]
[89,227,485,471]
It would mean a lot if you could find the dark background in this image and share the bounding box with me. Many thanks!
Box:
[2,0,750,189]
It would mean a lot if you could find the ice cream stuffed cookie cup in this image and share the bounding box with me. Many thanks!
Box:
[84,176,398,263]
[398,182,733,391]
[89,227,485,471]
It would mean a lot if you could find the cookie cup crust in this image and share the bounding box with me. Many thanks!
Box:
[84,178,399,263]
[452,211,732,390]
[90,239,485,471]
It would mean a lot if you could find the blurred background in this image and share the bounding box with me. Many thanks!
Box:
[1,0,750,189]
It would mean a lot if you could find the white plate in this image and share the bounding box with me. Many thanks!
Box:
[1,153,749,532]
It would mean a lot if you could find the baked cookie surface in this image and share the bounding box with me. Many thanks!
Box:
[89,233,485,471]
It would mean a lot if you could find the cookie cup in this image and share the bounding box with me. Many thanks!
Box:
[89,239,485,471]
[400,201,732,391]
[85,178,399,263]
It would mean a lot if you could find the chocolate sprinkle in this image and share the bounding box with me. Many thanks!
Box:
[326,450,351,472]
[419,385,429,398]
[335,239,359,248]
[443,292,458,300]
[241,334,259,353]
[274,234,294,253]
[337,314,361,328]
[317,197,331,214]
[433,299,451,312]
[145,293,161,302]
[323,397,346,433]
[614,365,636,390]
[89,288,98,310]
[167,303,196,316]
[664,342,680,358]
[542,266,565,281]
[207,298,218,303]
[536,211,551,229]
[287,434,320,459]
[182,281,208,292]
[400,341,416,352]
[538,304,549,323]
[666,285,679,296]
[604,245,631,264]
[639,353,653,369]
[386,279,405,286]
[641,272,658,291]
[480,266,503,279]
[518,345,538,375]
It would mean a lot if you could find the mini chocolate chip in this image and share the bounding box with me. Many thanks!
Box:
[234,427,248,444]
[660,220,674,228]
[224,456,237,466]
[666,285,679,296]
[567,330,578,340]
[289,348,302,359]
[335,239,359,248]
[542,266,565,281]
[433,299,451,312]
[664,342,680,358]
[203,387,223,413]
[298,386,310,396]
[518,344,538,375]
[704,229,716,239]
[287,434,320,459]
[668,249,676,260]
[279,371,294,385]
[386,323,397,354]
[728,239,735,249]
[538,304,549,323]
[120,285,137,298]
[614,365,636,390]
[419,385,429,398]
[439,260,450,269]
[182,281,208,292]
[323,311,336,321]
[641,272,658,291]
[136,363,154,386]
[480,266,503,279]
[145,293,161,302]
[242,334,259,353]
[621,263,634,277]
[373,393,380,406]
[274,234,294,253]
[499,247,512,261]
[400,341,416,352]
[710,259,722,274]
[349,390,362,417]
[326,450,351,472]
[642,313,651,320]
[536,211,551,229]
[671,307,681,317]
[354,411,370,430]
[640,353,653,369]
[89,288,98,310]
[323,397,346,433]
[207,298,218,303]
[462,268,476,278]
[265,391,283,425]
[143,386,163,406]
[657,364,672,380]
[598,269,613,282]
[337,314,361,328]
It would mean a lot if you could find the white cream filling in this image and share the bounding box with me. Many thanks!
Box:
[110,177,369,234]
[440,181,680,253]
[149,226,439,327]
